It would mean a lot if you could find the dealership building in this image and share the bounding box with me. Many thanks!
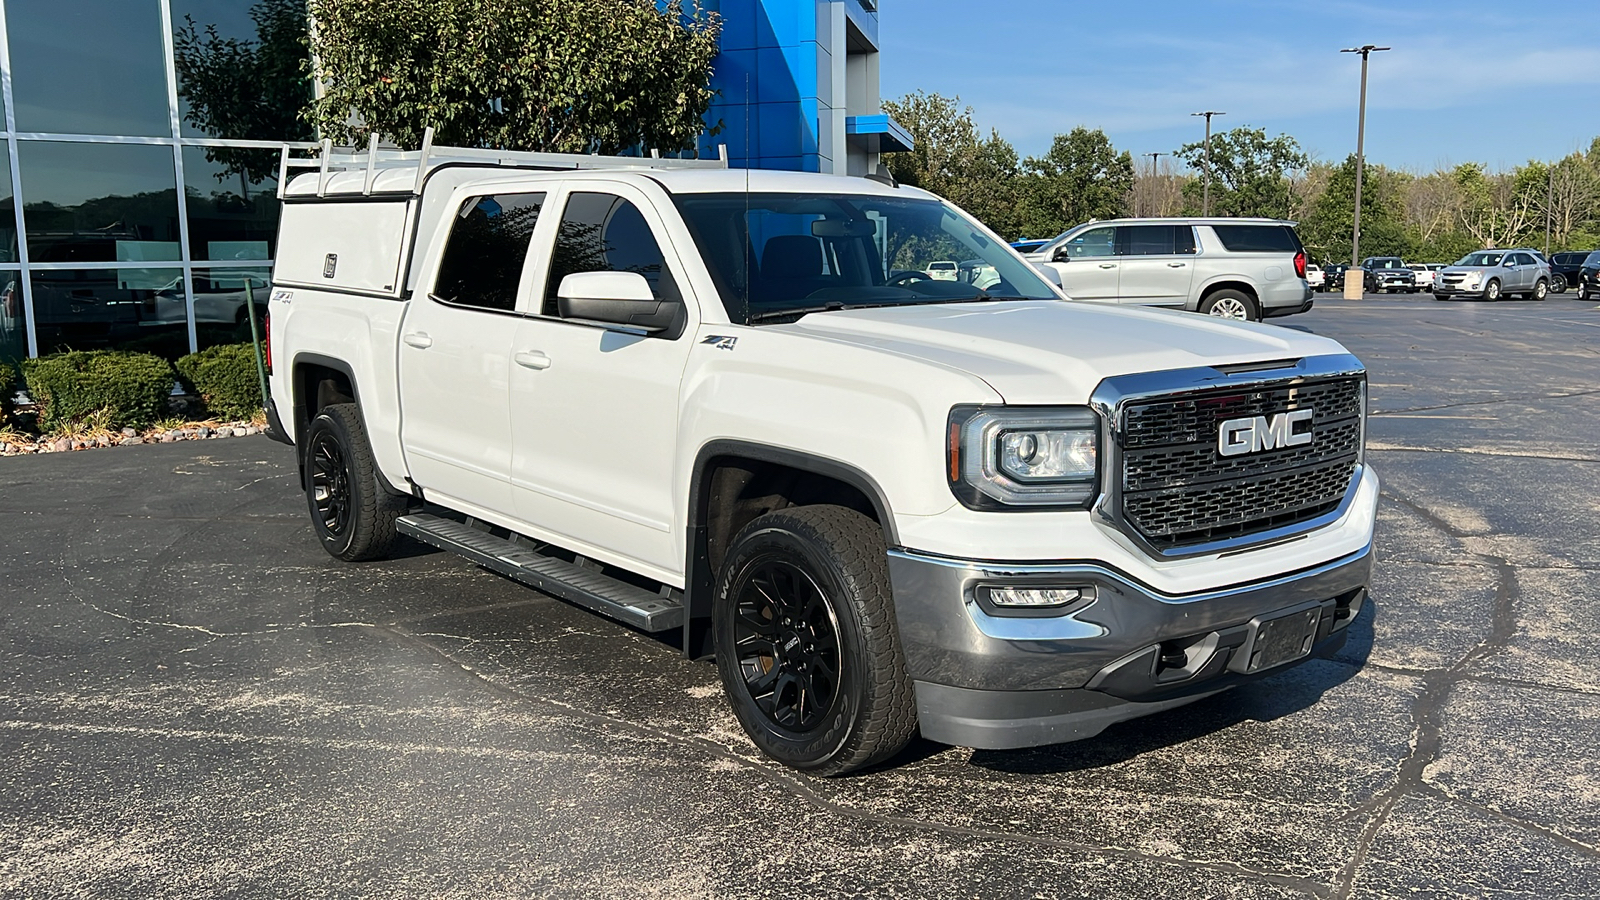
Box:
[0,0,905,367]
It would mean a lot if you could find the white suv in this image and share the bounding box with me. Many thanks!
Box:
[1024,218,1314,321]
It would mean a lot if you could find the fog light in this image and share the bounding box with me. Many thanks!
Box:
[988,586,1091,608]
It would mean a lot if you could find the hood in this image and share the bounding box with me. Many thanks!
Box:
[782,300,1351,404]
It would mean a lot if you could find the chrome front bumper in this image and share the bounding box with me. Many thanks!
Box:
[887,546,1372,749]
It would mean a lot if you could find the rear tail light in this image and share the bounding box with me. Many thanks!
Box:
[1293,251,1307,279]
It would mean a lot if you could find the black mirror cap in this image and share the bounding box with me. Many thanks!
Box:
[557,295,681,334]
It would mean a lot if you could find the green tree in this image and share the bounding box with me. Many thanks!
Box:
[1300,155,1410,264]
[1016,128,1134,239]
[173,0,315,198]
[881,92,1023,239]
[308,0,721,155]
[1175,126,1308,219]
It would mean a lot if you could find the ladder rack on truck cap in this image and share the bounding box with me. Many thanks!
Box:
[278,126,730,200]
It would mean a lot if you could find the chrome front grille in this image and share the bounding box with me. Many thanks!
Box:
[1117,376,1364,550]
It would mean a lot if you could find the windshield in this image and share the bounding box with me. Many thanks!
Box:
[1457,252,1504,267]
[673,193,1057,324]
[1586,251,1600,267]
[1368,258,1405,269]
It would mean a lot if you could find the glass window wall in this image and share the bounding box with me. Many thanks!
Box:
[183,146,278,261]
[192,266,270,351]
[6,0,172,136]
[29,267,189,359]
[17,141,181,264]
[0,0,316,361]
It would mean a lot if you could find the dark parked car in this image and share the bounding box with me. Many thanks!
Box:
[1577,250,1600,301]
[1363,257,1417,293]
[1550,251,1598,293]
[1324,263,1348,292]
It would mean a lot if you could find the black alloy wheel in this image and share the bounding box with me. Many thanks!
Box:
[310,430,351,538]
[730,559,842,733]
[302,403,402,561]
[713,506,916,775]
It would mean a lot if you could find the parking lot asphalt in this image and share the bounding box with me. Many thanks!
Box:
[3,292,1599,899]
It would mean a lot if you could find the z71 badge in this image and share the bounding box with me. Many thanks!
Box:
[701,335,737,351]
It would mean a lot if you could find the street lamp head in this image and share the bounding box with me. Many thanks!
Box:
[1340,45,1392,53]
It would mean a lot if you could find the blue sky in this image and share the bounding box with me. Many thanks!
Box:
[879,0,1598,174]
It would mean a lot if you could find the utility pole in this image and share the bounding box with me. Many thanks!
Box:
[1340,45,1389,300]
[1143,152,1165,216]
[1191,112,1224,216]
[1545,164,1554,256]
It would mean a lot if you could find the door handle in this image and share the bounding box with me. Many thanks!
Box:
[1167,262,1187,268]
[1098,263,1117,269]
[515,351,551,370]
[403,331,433,349]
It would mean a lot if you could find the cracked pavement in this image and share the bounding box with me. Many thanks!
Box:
[3,294,1599,898]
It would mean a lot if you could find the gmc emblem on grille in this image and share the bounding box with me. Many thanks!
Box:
[1218,409,1314,457]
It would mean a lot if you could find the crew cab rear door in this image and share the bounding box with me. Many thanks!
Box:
[397,190,551,515]
[506,180,698,581]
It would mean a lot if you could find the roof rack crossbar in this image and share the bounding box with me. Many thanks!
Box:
[277,134,731,199]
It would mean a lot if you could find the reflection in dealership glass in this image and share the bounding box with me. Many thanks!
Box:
[674,193,1056,324]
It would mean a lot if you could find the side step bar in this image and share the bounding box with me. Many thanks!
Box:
[396,513,683,633]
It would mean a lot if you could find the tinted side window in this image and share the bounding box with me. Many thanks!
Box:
[1173,225,1196,255]
[434,193,546,311]
[1511,253,1534,266]
[1210,224,1301,253]
[1062,226,1116,259]
[1586,252,1600,267]
[544,192,677,315]
[1122,225,1175,256]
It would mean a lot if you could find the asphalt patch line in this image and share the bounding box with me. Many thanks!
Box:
[1332,489,1526,899]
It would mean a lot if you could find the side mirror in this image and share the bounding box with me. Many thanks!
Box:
[1031,263,1063,289]
[1051,246,1072,263]
[1502,259,1516,267]
[556,271,678,333]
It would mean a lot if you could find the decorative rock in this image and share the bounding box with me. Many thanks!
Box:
[97,436,112,447]
[215,427,234,438]
[51,438,71,452]
[196,427,212,438]
[160,434,174,443]
[120,437,143,446]
[121,427,137,437]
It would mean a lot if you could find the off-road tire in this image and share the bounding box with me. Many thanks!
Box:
[1198,289,1259,321]
[1484,279,1501,301]
[1533,279,1548,301]
[304,403,403,562]
[713,505,916,775]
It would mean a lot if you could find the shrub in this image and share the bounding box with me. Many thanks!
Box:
[176,343,265,421]
[22,351,176,430]
[0,360,16,426]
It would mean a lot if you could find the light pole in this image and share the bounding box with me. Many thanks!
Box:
[1340,45,1389,300]
[1191,112,1224,216]
[1545,164,1553,256]
[1143,151,1165,216]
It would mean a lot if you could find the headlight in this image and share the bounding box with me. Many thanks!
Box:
[948,406,1099,509]
[1463,272,1482,287]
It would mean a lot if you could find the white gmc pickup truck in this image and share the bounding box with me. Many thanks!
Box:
[264,140,1377,775]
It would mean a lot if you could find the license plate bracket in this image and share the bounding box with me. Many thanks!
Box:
[1242,605,1323,673]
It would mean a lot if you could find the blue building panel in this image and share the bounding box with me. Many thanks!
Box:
[696,0,905,174]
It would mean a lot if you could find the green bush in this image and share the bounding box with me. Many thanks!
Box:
[176,343,265,421]
[22,351,176,430]
[0,361,17,427]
